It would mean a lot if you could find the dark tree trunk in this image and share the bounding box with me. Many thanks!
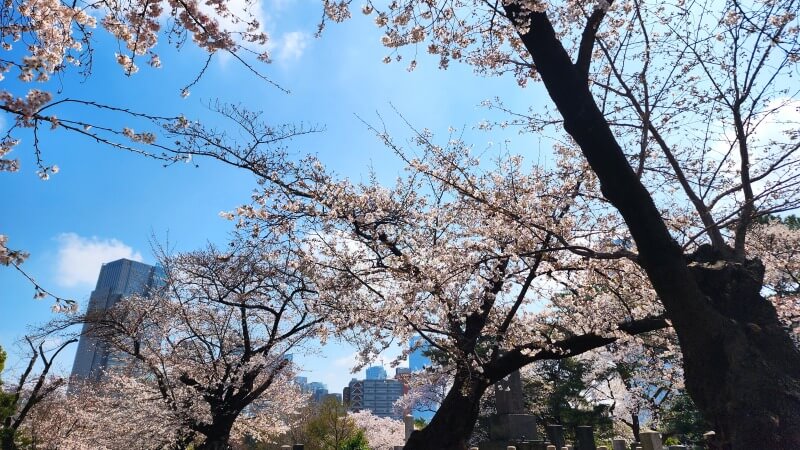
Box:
[683,255,800,449]
[195,415,238,450]
[505,8,800,449]
[404,369,490,450]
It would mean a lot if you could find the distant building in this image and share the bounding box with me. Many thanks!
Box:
[312,388,330,404]
[366,365,388,380]
[409,336,436,421]
[346,377,407,419]
[307,381,327,393]
[295,376,308,391]
[70,259,162,387]
[343,384,352,405]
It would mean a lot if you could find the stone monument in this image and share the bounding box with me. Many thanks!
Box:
[480,370,539,450]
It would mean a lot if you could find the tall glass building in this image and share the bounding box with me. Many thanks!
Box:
[366,365,388,380]
[70,258,162,386]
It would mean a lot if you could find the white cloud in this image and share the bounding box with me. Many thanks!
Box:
[54,233,143,287]
[333,351,360,369]
[275,31,309,63]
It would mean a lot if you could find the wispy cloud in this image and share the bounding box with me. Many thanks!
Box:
[55,233,143,287]
[333,351,359,369]
[274,31,309,64]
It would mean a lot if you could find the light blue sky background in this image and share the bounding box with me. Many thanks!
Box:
[0,0,551,393]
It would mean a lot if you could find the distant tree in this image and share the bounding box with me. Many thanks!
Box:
[66,237,319,450]
[305,397,361,450]
[339,430,370,450]
[347,410,404,449]
[0,336,76,450]
[659,391,709,446]
[523,358,614,443]
[756,215,800,230]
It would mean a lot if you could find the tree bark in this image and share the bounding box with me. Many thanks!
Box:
[404,368,490,450]
[507,8,800,449]
[195,414,238,450]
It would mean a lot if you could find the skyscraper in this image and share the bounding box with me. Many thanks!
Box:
[346,377,406,419]
[70,258,162,385]
[366,365,388,380]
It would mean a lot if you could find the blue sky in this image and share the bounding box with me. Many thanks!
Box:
[0,0,547,392]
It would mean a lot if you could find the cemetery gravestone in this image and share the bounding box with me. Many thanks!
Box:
[546,424,566,449]
[639,431,662,450]
[575,426,597,450]
[612,439,627,450]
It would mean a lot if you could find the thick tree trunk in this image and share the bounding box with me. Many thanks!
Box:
[507,9,800,449]
[404,369,490,450]
[195,415,237,450]
[684,254,800,448]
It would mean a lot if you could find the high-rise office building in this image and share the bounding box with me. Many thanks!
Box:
[307,381,328,394]
[366,365,388,380]
[346,377,406,419]
[70,259,162,385]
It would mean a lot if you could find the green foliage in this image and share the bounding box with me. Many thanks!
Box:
[659,391,709,445]
[523,358,614,442]
[339,430,369,450]
[0,346,16,425]
[755,214,800,229]
[299,397,361,450]
[413,417,427,430]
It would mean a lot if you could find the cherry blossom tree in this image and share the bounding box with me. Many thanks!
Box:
[0,334,76,450]
[748,219,800,343]
[21,369,307,450]
[170,113,674,448]
[309,0,800,446]
[69,237,320,450]
[347,410,404,450]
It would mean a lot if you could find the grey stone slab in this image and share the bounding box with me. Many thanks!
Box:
[546,425,565,449]
[489,414,537,441]
[638,431,662,450]
[495,370,525,414]
[612,439,627,450]
[404,414,415,441]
